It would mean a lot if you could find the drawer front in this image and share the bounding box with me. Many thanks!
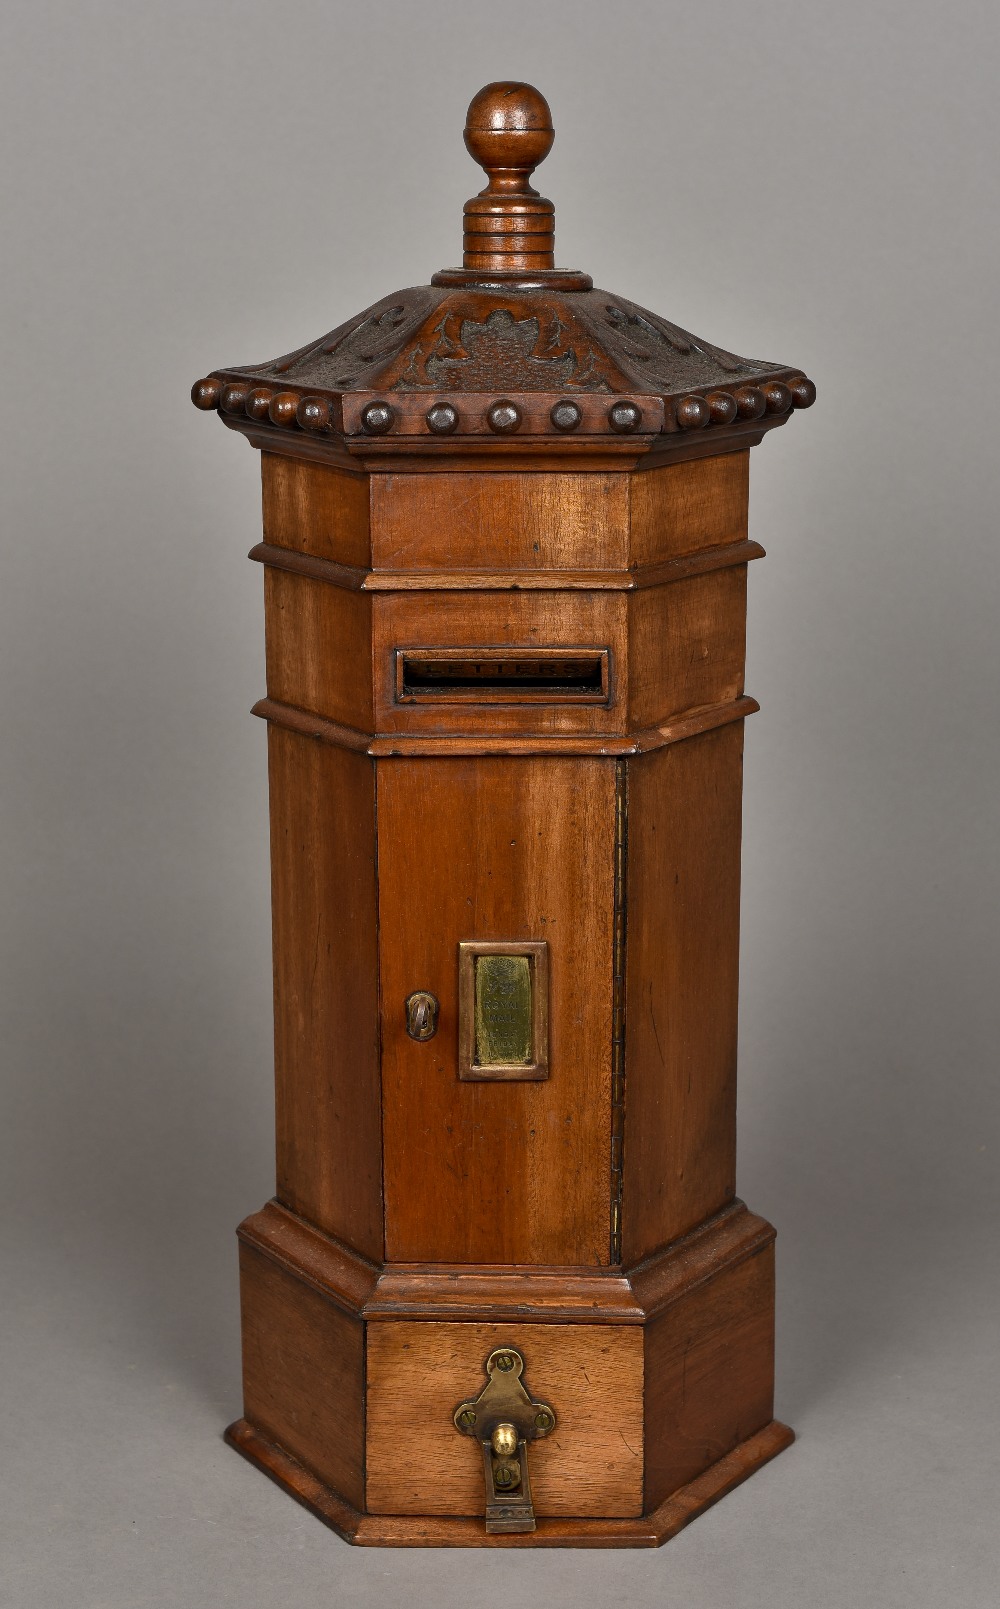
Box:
[365,1321,644,1517]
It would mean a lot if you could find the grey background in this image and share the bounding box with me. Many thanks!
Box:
[2,1,998,1604]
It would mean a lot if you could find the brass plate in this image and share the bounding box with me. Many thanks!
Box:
[458,941,549,1082]
[476,955,531,1065]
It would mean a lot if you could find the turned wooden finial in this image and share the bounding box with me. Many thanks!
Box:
[462,82,555,273]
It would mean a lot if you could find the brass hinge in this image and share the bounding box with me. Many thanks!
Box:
[610,759,628,1263]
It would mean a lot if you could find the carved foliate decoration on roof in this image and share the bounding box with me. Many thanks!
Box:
[192,84,814,462]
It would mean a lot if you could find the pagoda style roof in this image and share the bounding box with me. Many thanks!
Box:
[193,83,814,470]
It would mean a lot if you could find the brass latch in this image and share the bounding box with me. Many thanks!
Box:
[453,1347,556,1534]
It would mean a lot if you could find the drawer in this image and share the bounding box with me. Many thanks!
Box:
[365,1320,644,1518]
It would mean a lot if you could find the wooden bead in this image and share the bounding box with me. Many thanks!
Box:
[706,391,738,425]
[361,402,395,435]
[675,395,709,430]
[426,403,459,435]
[550,400,582,432]
[608,401,642,433]
[220,383,249,415]
[761,381,792,415]
[246,387,274,420]
[788,375,817,409]
[269,392,299,427]
[297,396,331,431]
[487,400,521,434]
[733,386,766,420]
[191,377,221,411]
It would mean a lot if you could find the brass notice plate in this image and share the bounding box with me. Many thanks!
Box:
[458,941,549,1082]
[475,955,532,1066]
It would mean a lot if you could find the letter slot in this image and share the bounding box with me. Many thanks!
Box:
[396,647,610,704]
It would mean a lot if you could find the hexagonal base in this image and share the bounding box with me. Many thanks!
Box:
[225,1417,793,1547]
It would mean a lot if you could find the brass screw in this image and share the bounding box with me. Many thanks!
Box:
[493,1462,519,1490]
[534,1410,553,1431]
[456,1408,476,1430]
[495,1351,516,1372]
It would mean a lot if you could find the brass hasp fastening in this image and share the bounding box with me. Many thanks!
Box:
[453,1347,556,1534]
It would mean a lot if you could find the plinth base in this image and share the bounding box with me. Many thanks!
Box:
[225,1417,794,1548]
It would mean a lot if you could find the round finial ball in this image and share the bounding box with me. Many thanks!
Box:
[706,391,738,425]
[361,402,395,435]
[465,83,554,175]
[191,377,221,411]
[426,402,459,435]
[297,396,331,431]
[761,381,793,415]
[788,375,817,409]
[734,386,767,420]
[550,400,582,432]
[608,400,642,433]
[246,387,274,420]
[488,400,522,434]
[676,395,710,430]
[268,392,299,427]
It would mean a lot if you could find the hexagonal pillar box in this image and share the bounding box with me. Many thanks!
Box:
[191,83,816,1546]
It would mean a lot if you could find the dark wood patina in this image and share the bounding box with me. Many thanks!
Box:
[192,81,815,1547]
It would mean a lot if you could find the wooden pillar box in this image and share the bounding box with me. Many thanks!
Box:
[191,83,816,1547]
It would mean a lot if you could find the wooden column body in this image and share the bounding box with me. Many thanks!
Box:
[226,449,789,1545]
[192,78,815,1548]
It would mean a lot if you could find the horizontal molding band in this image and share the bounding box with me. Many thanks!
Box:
[223,410,780,473]
[237,1202,379,1320]
[237,1199,773,1325]
[251,694,760,757]
[250,543,367,591]
[248,539,765,594]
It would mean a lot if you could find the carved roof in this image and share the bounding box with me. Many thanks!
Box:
[192,84,814,468]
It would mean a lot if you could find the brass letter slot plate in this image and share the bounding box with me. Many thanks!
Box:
[458,941,548,1081]
[396,646,610,704]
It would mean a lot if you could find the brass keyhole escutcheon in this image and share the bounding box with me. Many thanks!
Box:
[453,1348,556,1534]
[405,990,439,1041]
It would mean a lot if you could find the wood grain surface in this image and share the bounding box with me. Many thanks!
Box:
[263,570,373,729]
[268,728,382,1258]
[365,1321,644,1517]
[238,1241,366,1512]
[627,567,748,729]
[643,1242,775,1510]
[620,724,745,1261]
[629,451,749,565]
[262,452,371,566]
[377,756,615,1265]
[370,472,630,571]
